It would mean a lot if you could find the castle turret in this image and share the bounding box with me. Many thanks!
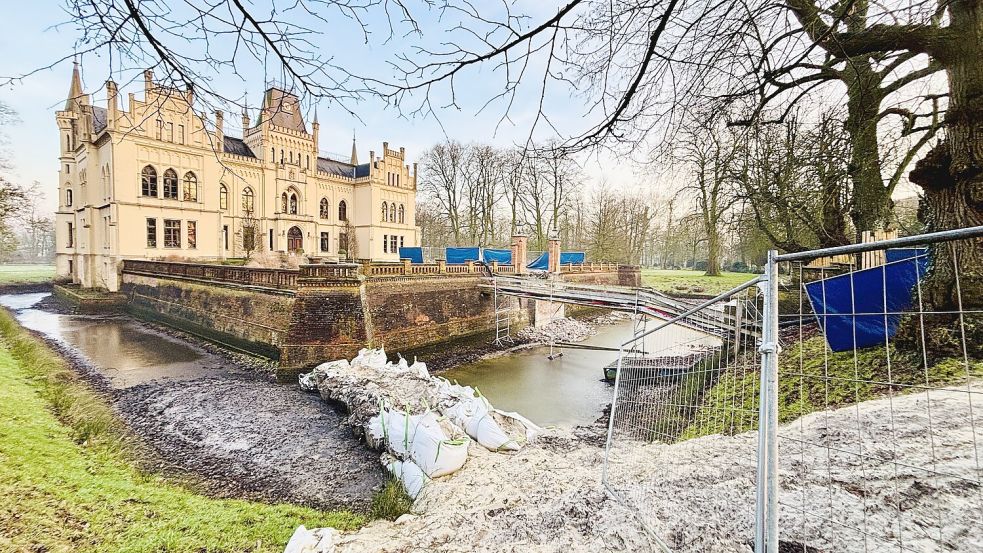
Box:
[215,110,224,148]
[106,79,118,130]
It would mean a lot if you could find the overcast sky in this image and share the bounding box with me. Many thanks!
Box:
[0,1,651,215]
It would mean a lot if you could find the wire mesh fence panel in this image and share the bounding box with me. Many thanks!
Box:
[773,232,983,552]
[603,282,764,550]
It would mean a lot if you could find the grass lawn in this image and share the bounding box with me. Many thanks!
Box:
[0,309,363,552]
[641,269,758,296]
[0,263,55,284]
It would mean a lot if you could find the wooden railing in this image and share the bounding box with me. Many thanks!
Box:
[122,260,299,290]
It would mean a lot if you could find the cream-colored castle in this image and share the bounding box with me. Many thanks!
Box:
[55,65,418,291]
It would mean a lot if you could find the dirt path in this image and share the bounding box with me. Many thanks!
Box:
[1,292,386,511]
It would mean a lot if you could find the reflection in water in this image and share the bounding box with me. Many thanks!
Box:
[443,321,632,428]
[443,319,722,428]
[2,292,213,388]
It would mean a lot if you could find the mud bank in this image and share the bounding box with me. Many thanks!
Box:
[0,293,386,511]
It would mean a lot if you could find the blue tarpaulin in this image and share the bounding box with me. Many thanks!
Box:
[526,251,587,270]
[446,247,480,264]
[805,254,929,352]
[482,249,512,264]
[398,247,424,264]
[886,247,928,263]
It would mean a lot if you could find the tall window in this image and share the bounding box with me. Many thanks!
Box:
[65,188,73,207]
[281,192,288,213]
[306,155,310,169]
[242,187,254,215]
[390,234,397,254]
[398,204,405,224]
[219,184,228,210]
[383,234,388,253]
[178,124,185,144]
[381,202,388,222]
[141,165,158,197]
[163,219,181,248]
[155,118,163,140]
[67,222,74,247]
[163,169,178,199]
[146,218,157,247]
[339,232,349,254]
[389,203,396,222]
[223,225,229,250]
[187,221,197,249]
[166,122,174,142]
[399,236,404,249]
[319,198,330,219]
[320,232,330,252]
[289,193,298,215]
[182,172,198,201]
[338,200,347,221]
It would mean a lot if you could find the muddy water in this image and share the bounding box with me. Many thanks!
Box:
[0,293,217,388]
[442,321,634,427]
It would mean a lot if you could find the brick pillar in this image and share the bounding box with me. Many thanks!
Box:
[511,234,528,275]
[547,236,561,274]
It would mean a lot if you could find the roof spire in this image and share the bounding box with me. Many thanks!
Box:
[350,130,358,165]
[65,59,84,111]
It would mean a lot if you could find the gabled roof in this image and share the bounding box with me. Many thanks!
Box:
[91,106,108,133]
[223,136,255,158]
[258,88,307,133]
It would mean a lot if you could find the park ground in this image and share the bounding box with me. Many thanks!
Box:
[0,294,364,552]
[641,268,757,296]
[0,264,55,285]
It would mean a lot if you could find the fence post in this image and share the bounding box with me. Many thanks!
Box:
[755,250,780,552]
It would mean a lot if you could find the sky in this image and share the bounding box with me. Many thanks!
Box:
[0,0,643,215]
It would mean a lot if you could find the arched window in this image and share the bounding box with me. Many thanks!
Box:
[319,198,330,219]
[65,188,73,207]
[163,169,178,199]
[141,165,158,197]
[242,187,255,214]
[182,172,198,201]
[306,155,310,170]
[219,184,228,210]
[280,149,284,164]
[389,203,396,222]
[289,193,298,215]
[271,147,275,162]
[289,151,293,164]
[381,202,388,222]
[398,204,405,224]
[281,192,288,213]
[338,200,348,221]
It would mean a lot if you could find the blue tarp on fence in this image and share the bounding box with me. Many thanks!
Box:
[398,247,424,264]
[482,249,512,264]
[526,251,587,270]
[446,247,481,264]
[804,254,929,352]
[886,247,928,263]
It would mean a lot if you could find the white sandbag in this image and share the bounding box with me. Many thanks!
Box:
[409,359,429,379]
[494,409,543,442]
[387,459,428,499]
[283,525,339,553]
[298,371,318,392]
[351,348,388,370]
[409,413,469,477]
[467,410,520,451]
[377,409,417,456]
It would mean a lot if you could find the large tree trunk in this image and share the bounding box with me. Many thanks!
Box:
[845,64,892,236]
[905,1,983,357]
[705,224,721,276]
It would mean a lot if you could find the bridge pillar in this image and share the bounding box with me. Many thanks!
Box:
[511,234,528,274]
[547,236,561,274]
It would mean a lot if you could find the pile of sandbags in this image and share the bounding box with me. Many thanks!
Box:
[283,525,338,553]
[297,348,541,499]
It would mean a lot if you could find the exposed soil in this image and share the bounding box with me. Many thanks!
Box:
[2,293,386,512]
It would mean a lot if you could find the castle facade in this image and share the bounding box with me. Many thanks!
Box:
[55,66,418,290]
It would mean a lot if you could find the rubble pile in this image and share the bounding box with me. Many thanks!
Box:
[517,318,596,343]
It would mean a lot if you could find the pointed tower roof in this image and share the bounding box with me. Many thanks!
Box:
[350,132,359,165]
[65,61,84,111]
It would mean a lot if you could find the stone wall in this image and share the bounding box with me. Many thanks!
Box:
[121,273,293,359]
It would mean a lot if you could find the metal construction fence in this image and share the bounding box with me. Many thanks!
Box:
[603,225,983,552]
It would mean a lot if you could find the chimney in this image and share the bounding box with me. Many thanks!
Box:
[215,110,224,149]
[143,69,153,93]
[369,150,375,175]
[106,79,118,130]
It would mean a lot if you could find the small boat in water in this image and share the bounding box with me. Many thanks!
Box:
[603,351,715,382]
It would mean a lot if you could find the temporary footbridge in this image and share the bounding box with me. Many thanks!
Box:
[484,275,760,343]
